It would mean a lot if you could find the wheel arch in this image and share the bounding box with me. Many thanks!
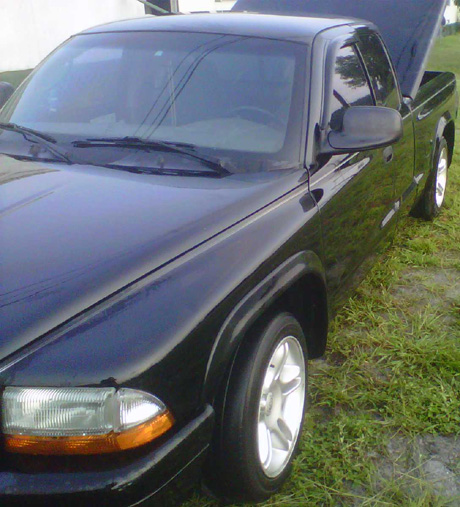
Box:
[443,119,455,166]
[202,250,328,406]
[433,113,454,166]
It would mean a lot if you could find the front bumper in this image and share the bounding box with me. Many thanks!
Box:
[0,405,214,506]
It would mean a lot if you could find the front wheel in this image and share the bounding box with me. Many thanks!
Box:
[210,313,307,503]
[412,137,449,220]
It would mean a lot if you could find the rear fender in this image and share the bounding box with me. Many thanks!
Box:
[432,112,454,165]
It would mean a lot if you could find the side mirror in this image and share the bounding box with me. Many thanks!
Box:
[324,106,403,154]
[0,82,15,109]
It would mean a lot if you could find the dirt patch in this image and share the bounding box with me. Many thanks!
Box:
[392,268,460,299]
[315,261,460,505]
[369,265,459,503]
[373,435,460,503]
[389,267,460,326]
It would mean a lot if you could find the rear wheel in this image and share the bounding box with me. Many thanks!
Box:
[412,137,449,220]
[211,313,307,502]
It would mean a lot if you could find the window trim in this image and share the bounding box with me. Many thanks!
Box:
[356,32,403,109]
[322,41,376,131]
[353,43,378,105]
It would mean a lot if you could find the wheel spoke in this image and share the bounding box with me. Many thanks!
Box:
[270,447,290,473]
[280,364,301,384]
[275,342,289,379]
[268,342,289,386]
[258,421,272,468]
[277,417,293,442]
[281,376,302,397]
[271,426,290,451]
[438,153,447,172]
[262,365,276,392]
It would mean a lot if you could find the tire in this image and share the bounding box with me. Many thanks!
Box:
[211,312,308,503]
[412,137,449,220]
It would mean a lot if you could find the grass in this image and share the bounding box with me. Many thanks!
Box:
[429,33,460,80]
[184,34,460,506]
[0,69,32,89]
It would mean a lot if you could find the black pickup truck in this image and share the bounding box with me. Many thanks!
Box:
[0,1,457,505]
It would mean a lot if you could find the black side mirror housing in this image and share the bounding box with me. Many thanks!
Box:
[0,82,15,109]
[324,106,403,154]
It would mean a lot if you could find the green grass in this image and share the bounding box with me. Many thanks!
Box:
[429,34,460,80]
[185,34,460,507]
[0,69,32,89]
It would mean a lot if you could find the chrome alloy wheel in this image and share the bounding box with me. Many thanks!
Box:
[435,146,448,208]
[258,336,306,478]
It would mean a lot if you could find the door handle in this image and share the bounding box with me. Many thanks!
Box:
[383,146,394,164]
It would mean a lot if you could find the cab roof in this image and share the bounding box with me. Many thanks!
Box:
[80,12,357,43]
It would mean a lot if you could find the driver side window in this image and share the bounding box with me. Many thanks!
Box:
[329,45,374,131]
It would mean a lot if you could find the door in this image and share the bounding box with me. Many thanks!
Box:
[309,42,397,306]
[356,30,415,215]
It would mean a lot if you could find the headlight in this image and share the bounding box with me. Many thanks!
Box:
[2,387,174,455]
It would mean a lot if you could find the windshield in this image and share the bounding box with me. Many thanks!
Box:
[0,31,308,173]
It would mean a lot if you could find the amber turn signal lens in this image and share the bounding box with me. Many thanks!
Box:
[4,410,174,455]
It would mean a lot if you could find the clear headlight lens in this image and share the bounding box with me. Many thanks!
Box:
[2,387,174,455]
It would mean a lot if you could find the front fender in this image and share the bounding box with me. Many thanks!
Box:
[0,177,322,425]
[202,250,325,404]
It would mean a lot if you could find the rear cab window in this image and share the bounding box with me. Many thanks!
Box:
[357,33,401,109]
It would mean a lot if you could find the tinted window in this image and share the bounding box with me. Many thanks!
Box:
[329,45,374,130]
[0,32,308,173]
[359,34,400,109]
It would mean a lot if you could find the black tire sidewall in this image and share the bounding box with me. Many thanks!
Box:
[218,312,308,501]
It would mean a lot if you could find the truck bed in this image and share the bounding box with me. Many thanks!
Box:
[411,70,457,182]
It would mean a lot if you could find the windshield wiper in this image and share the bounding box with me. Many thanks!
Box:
[0,122,72,164]
[72,137,230,176]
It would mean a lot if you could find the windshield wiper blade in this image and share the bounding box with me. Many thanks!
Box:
[0,122,72,164]
[0,122,57,143]
[72,136,230,175]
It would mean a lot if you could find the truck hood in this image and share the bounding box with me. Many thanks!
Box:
[0,155,303,360]
[232,0,447,99]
